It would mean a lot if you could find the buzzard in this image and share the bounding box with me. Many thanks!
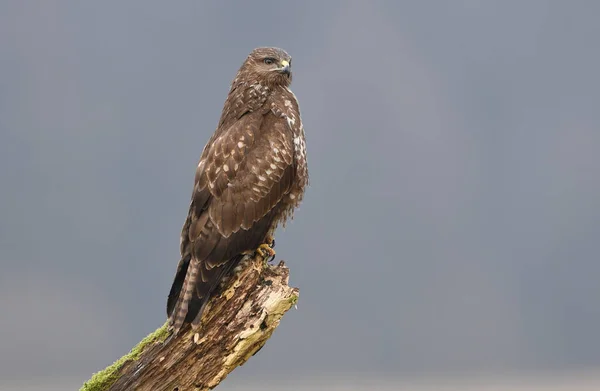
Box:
[167,47,308,335]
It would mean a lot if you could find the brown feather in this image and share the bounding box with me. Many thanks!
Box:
[221,198,235,237]
[167,47,308,334]
[243,202,255,229]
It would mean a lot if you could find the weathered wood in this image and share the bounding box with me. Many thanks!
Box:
[80,255,299,391]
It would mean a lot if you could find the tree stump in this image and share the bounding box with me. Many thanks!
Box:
[80,255,299,391]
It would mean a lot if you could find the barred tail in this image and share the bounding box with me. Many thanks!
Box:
[169,257,200,336]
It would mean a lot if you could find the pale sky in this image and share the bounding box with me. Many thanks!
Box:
[1,1,599,389]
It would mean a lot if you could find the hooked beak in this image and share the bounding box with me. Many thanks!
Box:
[279,60,291,75]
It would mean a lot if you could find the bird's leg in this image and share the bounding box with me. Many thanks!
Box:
[256,235,276,262]
[266,235,275,249]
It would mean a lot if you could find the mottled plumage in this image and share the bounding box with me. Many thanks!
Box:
[167,47,308,335]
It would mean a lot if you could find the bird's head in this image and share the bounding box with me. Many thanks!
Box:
[237,47,293,87]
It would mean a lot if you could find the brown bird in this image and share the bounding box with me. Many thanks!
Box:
[167,47,308,336]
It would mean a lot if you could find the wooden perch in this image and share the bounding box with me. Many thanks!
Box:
[80,255,299,391]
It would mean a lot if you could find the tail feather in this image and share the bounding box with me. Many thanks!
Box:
[167,253,246,336]
[169,257,200,336]
[189,254,245,327]
[166,254,191,318]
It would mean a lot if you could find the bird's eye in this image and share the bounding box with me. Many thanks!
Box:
[263,57,276,65]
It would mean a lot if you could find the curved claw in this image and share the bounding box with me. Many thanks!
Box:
[257,243,276,259]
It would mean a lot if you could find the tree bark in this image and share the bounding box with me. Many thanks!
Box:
[80,255,299,391]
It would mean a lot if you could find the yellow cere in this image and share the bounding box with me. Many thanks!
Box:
[280,60,289,67]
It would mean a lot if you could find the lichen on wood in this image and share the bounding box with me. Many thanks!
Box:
[80,323,170,391]
[80,255,299,391]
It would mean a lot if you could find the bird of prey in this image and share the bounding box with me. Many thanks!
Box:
[167,47,308,336]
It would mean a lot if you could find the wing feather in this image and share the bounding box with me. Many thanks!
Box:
[171,106,297,332]
[204,111,295,238]
[243,201,256,229]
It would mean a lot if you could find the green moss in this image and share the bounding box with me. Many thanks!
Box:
[80,322,170,391]
[288,295,298,306]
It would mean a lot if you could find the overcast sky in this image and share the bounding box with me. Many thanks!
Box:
[1,1,599,389]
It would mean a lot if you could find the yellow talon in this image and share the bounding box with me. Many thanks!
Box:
[265,235,275,247]
[257,243,276,259]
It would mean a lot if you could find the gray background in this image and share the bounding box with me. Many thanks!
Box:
[1,1,599,389]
